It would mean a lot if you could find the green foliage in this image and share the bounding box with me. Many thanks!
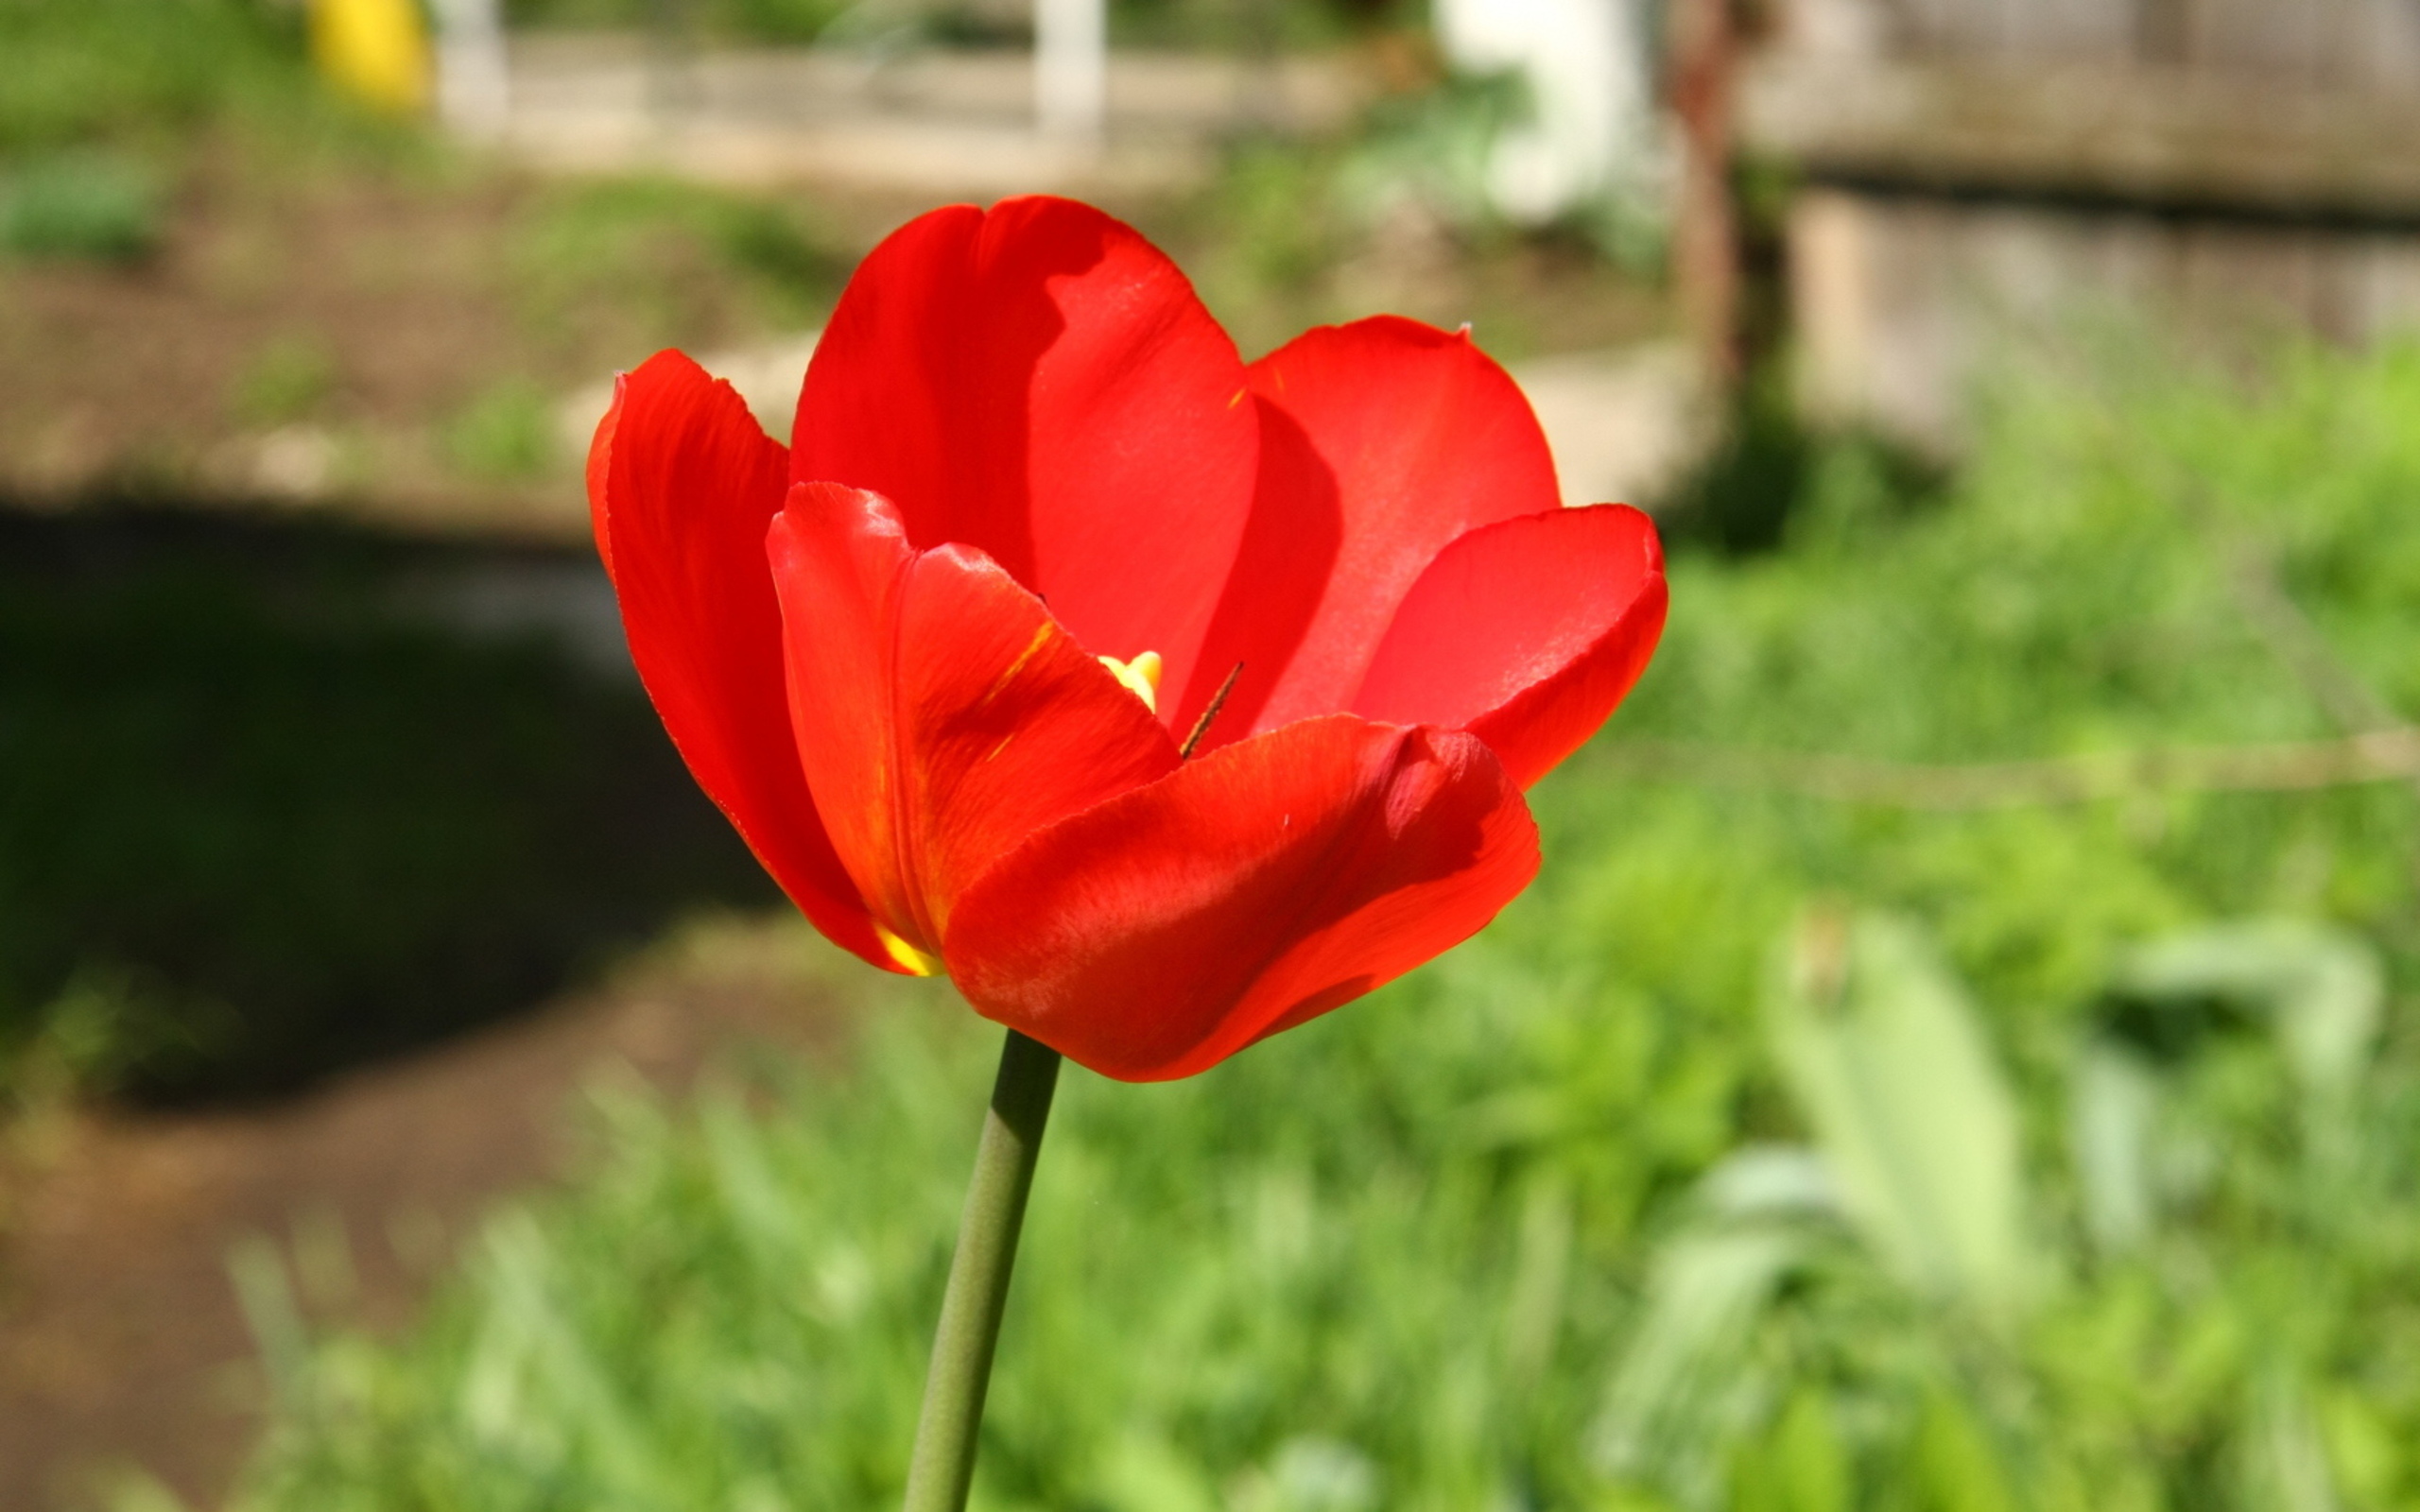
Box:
[508,177,847,346]
[224,339,2420,1511]
[233,334,343,425]
[443,379,559,480]
[0,0,312,154]
[1339,71,1535,239]
[1337,66,1668,273]
[1107,0,1384,52]
[0,148,161,261]
[505,0,857,45]
[1764,914,2030,1316]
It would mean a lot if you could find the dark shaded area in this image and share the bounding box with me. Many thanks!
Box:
[0,502,778,1106]
[1653,372,1817,555]
[1658,148,1866,557]
[2098,986,2266,1064]
[1656,151,1945,558]
[1652,369,1946,557]
[1804,164,2420,238]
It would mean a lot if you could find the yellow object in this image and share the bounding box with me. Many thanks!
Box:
[1098,651,1163,714]
[310,0,433,114]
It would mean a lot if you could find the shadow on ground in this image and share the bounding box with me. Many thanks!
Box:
[0,499,780,1105]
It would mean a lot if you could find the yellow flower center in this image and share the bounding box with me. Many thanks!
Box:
[1098,650,1163,714]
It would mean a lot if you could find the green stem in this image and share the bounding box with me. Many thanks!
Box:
[901,1027,1063,1512]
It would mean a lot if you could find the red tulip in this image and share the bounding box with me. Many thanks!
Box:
[589,196,1665,1081]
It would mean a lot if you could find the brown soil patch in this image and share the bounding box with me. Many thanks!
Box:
[0,133,924,537]
[0,916,852,1512]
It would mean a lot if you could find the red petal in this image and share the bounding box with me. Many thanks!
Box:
[769,483,1181,961]
[1356,505,1667,789]
[588,352,888,969]
[789,197,1257,720]
[942,715,1539,1081]
[1176,317,1562,746]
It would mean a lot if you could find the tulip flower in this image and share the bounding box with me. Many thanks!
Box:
[590,195,1665,1080]
[588,195,1664,1511]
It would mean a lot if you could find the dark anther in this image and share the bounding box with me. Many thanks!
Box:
[1180,662,1245,760]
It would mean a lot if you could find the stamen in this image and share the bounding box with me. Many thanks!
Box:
[1181,662,1244,760]
[1098,651,1163,713]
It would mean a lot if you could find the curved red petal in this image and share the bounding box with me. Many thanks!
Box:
[1175,317,1563,746]
[587,352,888,969]
[789,197,1257,720]
[1355,505,1667,789]
[769,483,1181,962]
[942,715,1539,1081]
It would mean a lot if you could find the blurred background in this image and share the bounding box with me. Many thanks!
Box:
[7,0,2420,1508]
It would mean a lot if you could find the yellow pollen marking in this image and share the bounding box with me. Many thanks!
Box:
[874,923,942,976]
[985,733,1015,763]
[981,624,1056,707]
[1227,387,1247,409]
[1098,650,1162,713]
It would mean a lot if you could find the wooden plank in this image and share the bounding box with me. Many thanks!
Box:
[1740,54,2420,220]
[1787,186,2420,450]
[1781,0,2420,84]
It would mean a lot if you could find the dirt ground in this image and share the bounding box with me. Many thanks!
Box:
[0,125,1666,541]
[0,916,854,1512]
[0,133,940,540]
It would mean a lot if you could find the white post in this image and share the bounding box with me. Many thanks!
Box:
[1434,0,1659,224]
[1035,0,1106,146]
[432,0,510,141]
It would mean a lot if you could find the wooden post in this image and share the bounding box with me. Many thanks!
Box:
[1668,0,1740,387]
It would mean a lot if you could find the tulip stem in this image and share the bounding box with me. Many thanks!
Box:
[901,1027,1063,1512]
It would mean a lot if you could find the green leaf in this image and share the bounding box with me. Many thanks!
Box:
[1766,913,2031,1317]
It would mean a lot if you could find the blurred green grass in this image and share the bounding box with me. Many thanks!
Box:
[207,341,2420,1512]
[442,379,561,480]
[504,175,850,348]
[0,149,161,261]
[0,0,306,154]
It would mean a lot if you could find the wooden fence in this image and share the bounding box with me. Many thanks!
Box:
[1740,0,2420,446]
